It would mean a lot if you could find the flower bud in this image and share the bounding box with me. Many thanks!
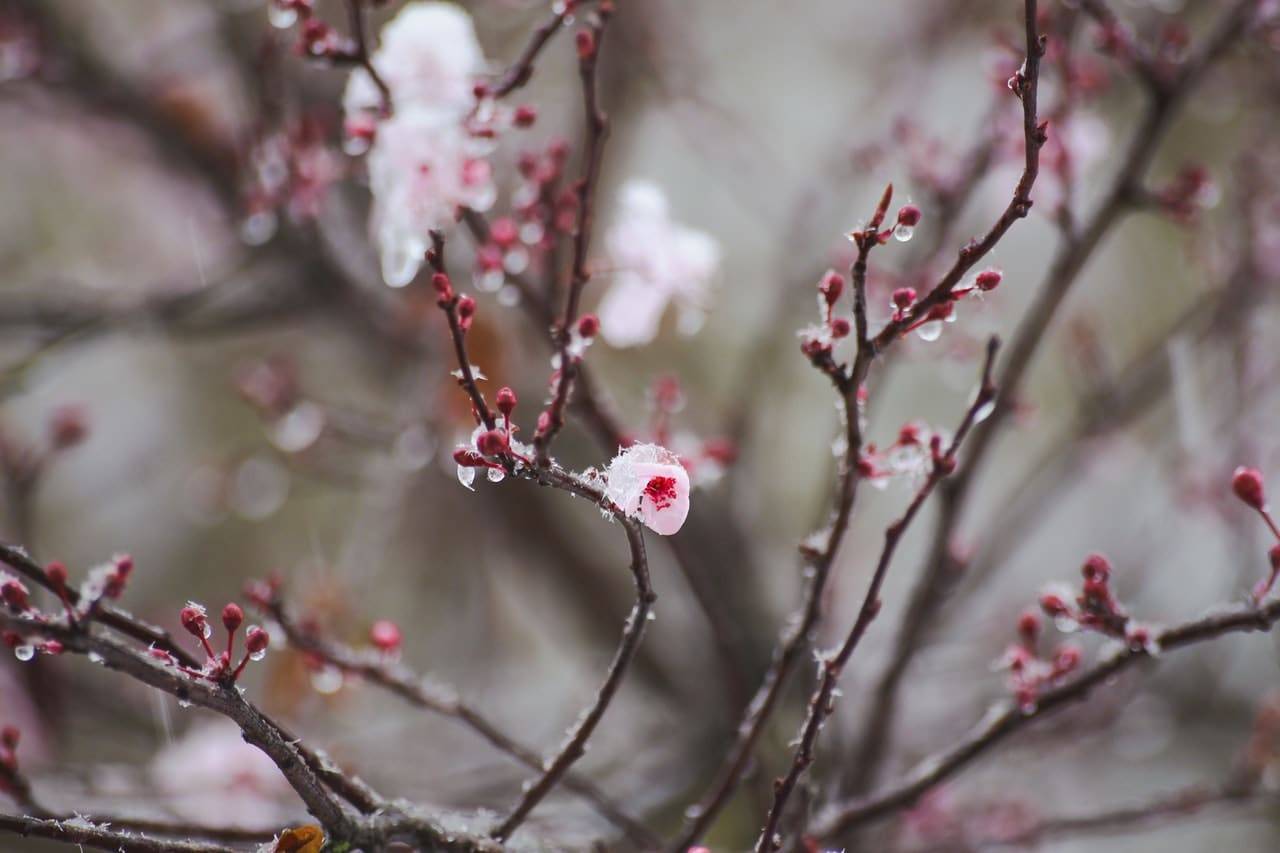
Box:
[1,579,29,613]
[830,317,851,339]
[513,104,538,128]
[1270,544,1280,571]
[896,204,922,228]
[891,287,917,310]
[45,561,68,590]
[245,626,270,656]
[180,604,209,639]
[577,314,600,339]
[370,619,402,652]
[1081,553,1111,582]
[1233,466,1266,510]
[975,268,1003,291]
[1017,610,1040,644]
[496,387,517,418]
[1039,591,1071,618]
[432,272,453,300]
[820,271,844,306]
[575,29,596,60]
[476,429,508,456]
[222,603,244,633]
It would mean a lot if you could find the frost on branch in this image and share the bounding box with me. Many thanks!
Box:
[604,443,691,536]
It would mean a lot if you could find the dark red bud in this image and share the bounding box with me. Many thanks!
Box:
[496,387,517,417]
[577,314,599,338]
[370,620,402,652]
[1233,466,1266,510]
[222,603,244,633]
[245,626,270,655]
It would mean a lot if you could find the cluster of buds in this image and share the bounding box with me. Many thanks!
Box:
[1231,467,1280,602]
[160,601,269,684]
[996,609,1082,713]
[858,421,953,489]
[1037,553,1159,648]
[466,82,539,142]
[454,386,534,490]
[240,113,345,246]
[897,268,1002,342]
[1153,164,1218,224]
[799,270,853,366]
[0,556,130,661]
[268,0,349,59]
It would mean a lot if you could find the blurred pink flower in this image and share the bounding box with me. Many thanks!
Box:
[344,2,496,288]
[150,720,298,828]
[605,443,691,535]
[597,180,720,348]
[342,1,486,119]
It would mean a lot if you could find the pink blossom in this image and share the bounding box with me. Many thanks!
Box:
[150,720,298,828]
[605,443,691,535]
[597,180,720,348]
[342,2,486,119]
[366,112,496,287]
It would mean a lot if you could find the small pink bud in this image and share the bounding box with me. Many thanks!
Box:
[370,620,402,652]
[45,561,68,590]
[975,268,1003,291]
[1017,610,1040,644]
[577,313,600,339]
[1,579,29,613]
[575,29,596,60]
[496,387,517,418]
[1233,466,1266,510]
[830,317,851,339]
[476,429,508,456]
[891,287,917,310]
[820,271,844,305]
[513,104,538,127]
[896,204,922,228]
[245,626,270,656]
[432,272,453,300]
[41,640,63,656]
[1040,591,1070,618]
[180,605,208,639]
[1081,553,1111,582]
[490,217,518,248]
[222,603,244,633]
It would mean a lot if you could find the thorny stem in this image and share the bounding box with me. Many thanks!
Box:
[813,595,1280,839]
[753,338,1001,852]
[534,5,612,465]
[846,0,1260,799]
[258,592,660,849]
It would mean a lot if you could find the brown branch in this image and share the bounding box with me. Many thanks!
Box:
[754,337,1000,852]
[533,5,612,464]
[339,0,392,115]
[813,595,1280,839]
[488,3,579,98]
[0,814,238,853]
[845,0,1259,798]
[492,519,654,841]
[258,592,660,849]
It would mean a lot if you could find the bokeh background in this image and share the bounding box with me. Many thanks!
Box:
[2,0,1280,850]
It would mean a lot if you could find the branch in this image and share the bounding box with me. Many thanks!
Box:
[533,5,612,464]
[754,338,1000,851]
[488,2,579,98]
[0,814,237,853]
[813,595,1280,838]
[846,0,1259,797]
[257,592,660,848]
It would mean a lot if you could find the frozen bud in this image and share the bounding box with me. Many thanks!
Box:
[820,271,844,305]
[432,272,454,300]
[453,447,486,467]
[476,429,508,456]
[472,81,489,100]
[1,579,29,612]
[221,603,244,633]
[513,104,538,127]
[245,626,270,656]
[1017,609,1040,644]
[45,561,68,589]
[457,295,477,331]
[830,317,852,339]
[975,268,1003,291]
[575,29,596,60]
[577,313,600,339]
[1051,644,1082,678]
[180,604,209,639]
[1233,466,1267,510]
[896,204,922,227]
[49,404,89,450]
[1081,553,1111,582]
[1039,590,1071,618]
[1,726,17,750]
[370,619,402,652]
[891,287,917,310]
[496,386,517,417]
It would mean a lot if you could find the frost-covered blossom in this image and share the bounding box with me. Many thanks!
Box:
[605,443,691,535]
[367,113,496,287]
[597,180,720,348]
[344,2,496,287]
[150,720,298,828]
[343,2,486,119]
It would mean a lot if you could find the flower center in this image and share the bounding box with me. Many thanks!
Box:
[644,476,678,511]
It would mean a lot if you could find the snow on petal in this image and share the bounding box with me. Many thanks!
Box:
[598,179,720,348]
[605,443,691,536]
